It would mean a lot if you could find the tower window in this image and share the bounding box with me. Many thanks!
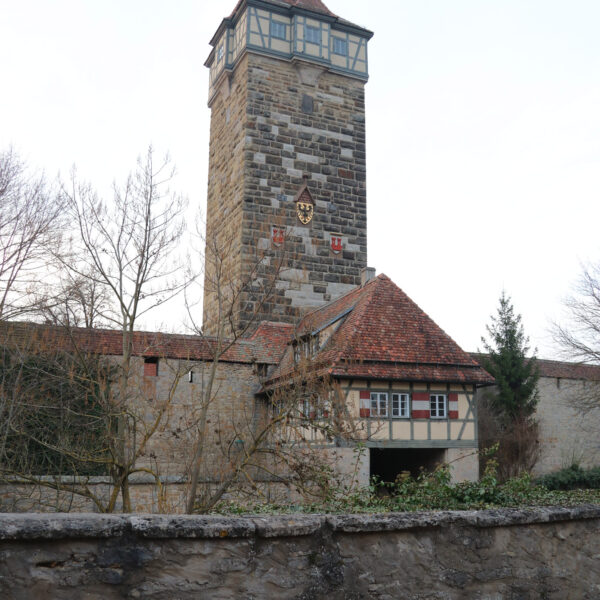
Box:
[306,25,320,44]
[332,37,348,56]
[217,44,224,61]
[270,21,287,40]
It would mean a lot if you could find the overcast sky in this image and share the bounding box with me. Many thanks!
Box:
[1,0,599,359]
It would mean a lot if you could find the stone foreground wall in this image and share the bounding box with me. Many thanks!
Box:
[1,507,600,599]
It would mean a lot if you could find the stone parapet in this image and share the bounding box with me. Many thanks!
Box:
[2,506,599,541]
[2,507,600,598]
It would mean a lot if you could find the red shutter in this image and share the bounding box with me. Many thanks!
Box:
[412,391,430,419]
[448,392,459,420]
[359,390,370,418]
[144,361,158,377]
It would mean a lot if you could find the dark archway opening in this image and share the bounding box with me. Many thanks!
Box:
[369,448,447,483]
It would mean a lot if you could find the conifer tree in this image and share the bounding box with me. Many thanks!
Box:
[481,292,539,422]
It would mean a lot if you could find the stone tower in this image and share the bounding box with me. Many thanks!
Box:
[203,0,372,335]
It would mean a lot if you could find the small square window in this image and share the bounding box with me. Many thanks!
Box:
[392,393,410,418]
[271,21,287,40]
[370,392,388,418]
[430,394,447,419]
[306,25,320,44]
[332,37,347,56]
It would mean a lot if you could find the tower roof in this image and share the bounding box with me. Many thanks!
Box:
[229,0,336,19]
[275,0,336,16]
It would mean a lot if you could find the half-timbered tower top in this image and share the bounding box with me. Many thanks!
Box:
[205,0,373,104]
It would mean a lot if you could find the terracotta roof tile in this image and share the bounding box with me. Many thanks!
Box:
[0,322,274,365]
[471,353,600,382]
[267,275,494,386]
[249,321,295,363]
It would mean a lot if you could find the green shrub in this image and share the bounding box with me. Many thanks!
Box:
[536,464,600,491]
[210,460,600,516]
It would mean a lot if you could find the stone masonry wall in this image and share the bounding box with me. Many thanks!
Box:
[202,53,249,335]
[241,54,368,330]
[203,49,369,335]
[1,506,600,599]
[0,358,262,514]
[534,375,600,475]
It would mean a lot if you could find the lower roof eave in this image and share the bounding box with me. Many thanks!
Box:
[329,368,494,387]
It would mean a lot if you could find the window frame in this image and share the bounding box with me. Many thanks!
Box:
[305,25,320,45]
[369,392,388,418]
[270,20,287,41]
[391,392,410,418]
[332,36,348,56]
[430,394,447,419]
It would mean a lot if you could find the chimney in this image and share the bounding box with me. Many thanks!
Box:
[361,267,376,286]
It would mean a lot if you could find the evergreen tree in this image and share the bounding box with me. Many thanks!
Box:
[480,292,539,422]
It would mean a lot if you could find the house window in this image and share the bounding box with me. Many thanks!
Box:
[306,25,320,44]
[301,397,311,418]
[370,392,388,418]
[143,357,159,377]
[332,37,347,56]
[271,21,287,40]
[217,44,224,61]
[293,335,319,363]
[430,394,447,418]
[392,393,410,418]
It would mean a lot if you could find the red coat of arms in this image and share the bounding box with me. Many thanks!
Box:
[272,226,285,247]
[330,235,342,254]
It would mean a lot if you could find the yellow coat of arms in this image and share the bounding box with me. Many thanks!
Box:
[297,201,314,224]
[294,177,315,225]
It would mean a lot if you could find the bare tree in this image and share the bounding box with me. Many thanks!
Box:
[180,224,373,512]
[0,147,64,320]
[55,147,190,511]
[0,322,191,513]
[553,262,600,412]
[183,221,288,512]
[555,262,600,364]
[39,269,111,329]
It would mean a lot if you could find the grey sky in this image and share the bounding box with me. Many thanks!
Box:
[1,0,599,358]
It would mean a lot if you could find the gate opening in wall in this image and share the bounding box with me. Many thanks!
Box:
[369,448,447,483]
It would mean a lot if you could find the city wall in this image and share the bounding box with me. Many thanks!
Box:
[1,506,599,599]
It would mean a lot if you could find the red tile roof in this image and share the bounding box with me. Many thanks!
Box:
[249,321,295,363]
[537,359,600,381]
[0,322,285,366]
[471,353,600,382]
[267,274,494,386]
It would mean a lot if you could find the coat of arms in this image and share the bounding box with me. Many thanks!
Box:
[271,226,285,247]
[294,176,315,225]
[330,235,342,254]
[297,202,314,225]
